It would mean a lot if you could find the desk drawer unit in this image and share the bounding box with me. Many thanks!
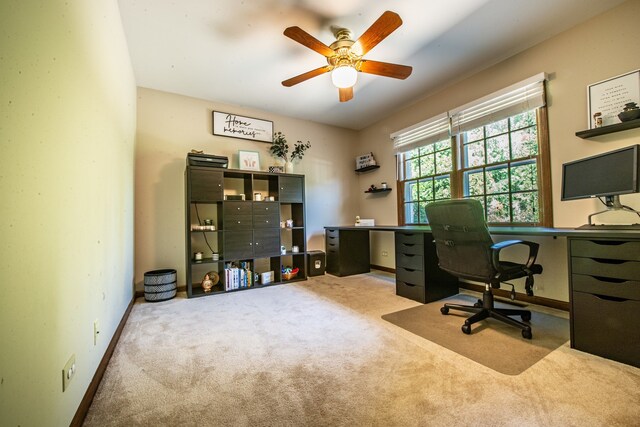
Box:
[394,232,458,304]
[569,237,640,368]
[325,228,370,277]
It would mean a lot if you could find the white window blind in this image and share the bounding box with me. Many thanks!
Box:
[449,73,547,134]
[391,112,450,154]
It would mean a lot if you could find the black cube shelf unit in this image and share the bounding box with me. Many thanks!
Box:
[185,163,307,298]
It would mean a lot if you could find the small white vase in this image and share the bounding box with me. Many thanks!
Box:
[285,161,293,173]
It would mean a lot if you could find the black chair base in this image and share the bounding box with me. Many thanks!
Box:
[441,289,533,339]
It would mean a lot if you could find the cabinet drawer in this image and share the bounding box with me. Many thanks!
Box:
[396,253,423,270]
[252,202,278,215]
[395,241,424,255]
[572,274,640,300]
[189,168,223,202]
[224,201,253,216]
[572,257,640,281]
[572,291,640,368]
[253,213,279,228]
[224,231,253,259]
[396,281,426,303]
[325,229,339,240]
[396,267,425,286]
[225,215,252,230]
[395,232,424,245]
[571,239,640,261]
[254,229,280,257]
[279,176,304,203]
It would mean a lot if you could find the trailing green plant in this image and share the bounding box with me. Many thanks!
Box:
[269,131,311,162]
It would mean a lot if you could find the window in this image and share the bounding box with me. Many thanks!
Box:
[394,74,551,227]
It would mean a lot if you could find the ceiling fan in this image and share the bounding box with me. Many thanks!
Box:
[281,11,413,102]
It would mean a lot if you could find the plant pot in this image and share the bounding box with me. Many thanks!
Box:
[285,161,293,173]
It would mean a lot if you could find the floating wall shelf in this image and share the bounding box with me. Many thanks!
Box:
[576,118,640,139]
[355,165,380,173]
[364,188,392,194]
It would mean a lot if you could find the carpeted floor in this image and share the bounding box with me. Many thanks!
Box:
[83,271,640,426]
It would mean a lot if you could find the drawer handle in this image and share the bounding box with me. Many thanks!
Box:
[592,258,628,265]
[402,243,415,247]
[328,243,336,247]
[403,282,417,287]
[328,236,336,239]
[592,294,629,303]
[590,240,627,246]
[403,254,415,258]
[403,268,416,272]
[590,275,628,284]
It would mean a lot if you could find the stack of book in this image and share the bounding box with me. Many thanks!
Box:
[224,261,253,291]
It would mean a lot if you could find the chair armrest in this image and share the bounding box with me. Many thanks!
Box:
[490,239,540,272]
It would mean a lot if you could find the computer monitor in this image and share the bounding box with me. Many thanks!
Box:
[561,144,640,226]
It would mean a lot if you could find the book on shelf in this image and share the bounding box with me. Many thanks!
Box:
[224,261,253,291]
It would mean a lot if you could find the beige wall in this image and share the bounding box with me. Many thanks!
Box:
[0,1,136,425]
[356,0,640,301]
[135,88,359,290]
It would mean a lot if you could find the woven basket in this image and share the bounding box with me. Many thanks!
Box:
[144,269,177,302]
[282,271,298,280]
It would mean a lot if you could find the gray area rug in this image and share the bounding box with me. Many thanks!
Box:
[382,294,570,375]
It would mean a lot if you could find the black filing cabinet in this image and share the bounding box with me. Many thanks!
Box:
[325,228,370,276]
[395,231,459,303]
[568,237,640,368]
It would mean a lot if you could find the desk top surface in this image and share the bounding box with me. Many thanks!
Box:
[324,225,640,239]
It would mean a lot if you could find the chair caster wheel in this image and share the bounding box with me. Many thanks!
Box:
[440,306,449,315]
[521,312,531,322]
[522,328,532,339]
[462,324,471,335]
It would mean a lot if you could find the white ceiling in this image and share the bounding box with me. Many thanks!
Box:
[118,0,624,130]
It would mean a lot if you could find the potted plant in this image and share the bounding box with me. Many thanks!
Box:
[269,131,311,173]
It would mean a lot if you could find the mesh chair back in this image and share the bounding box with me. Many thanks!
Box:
[425,199,495,282]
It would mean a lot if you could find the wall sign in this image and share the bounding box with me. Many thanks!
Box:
[588,69,640,128]
[212,111,273,142]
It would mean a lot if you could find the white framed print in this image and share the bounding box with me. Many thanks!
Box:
[587,69,640,128]
[238,150,260,171]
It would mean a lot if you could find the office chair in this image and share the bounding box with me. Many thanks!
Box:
[424,199,543,339]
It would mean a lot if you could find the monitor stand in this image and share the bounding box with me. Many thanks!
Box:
[584,195,640,227]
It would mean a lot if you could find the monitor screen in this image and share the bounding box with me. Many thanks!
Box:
[561,145,640,201]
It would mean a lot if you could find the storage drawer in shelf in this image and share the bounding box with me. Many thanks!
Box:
[396,253,423,270]
[224,216,253,230]
[325,229,339,239]
[572,291,640,368]
[571,239,640,261]
[223,201,253,215]
[395,241,424,255]
[254,229,280,257]
[253,213,279,228]
[252,202,278,214]
[395,232,423,245]
[571,257,640,281]
[571,274,640,300]
[396,280,425,303]
[396,267,425,286]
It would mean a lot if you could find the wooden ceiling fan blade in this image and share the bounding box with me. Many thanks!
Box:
[284,26,335,57]
[359,60,412,79]
[339,87,353,102]
[282,65,332,87]
[352,11,402,56]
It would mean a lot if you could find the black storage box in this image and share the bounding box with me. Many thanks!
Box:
[307,251,326,276]
[187,153,228,168]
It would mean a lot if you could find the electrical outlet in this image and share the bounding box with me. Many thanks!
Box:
[62,354,76,392]
[382,251,388,257]
[93,319,100,346]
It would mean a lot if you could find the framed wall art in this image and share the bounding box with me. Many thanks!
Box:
[213,111,273,142]
[587,69,640,128]
[238,150,260,171]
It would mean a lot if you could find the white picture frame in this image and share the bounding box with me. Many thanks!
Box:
[587,69,640,128]
[212,111,273,142]
[238,150,260,171]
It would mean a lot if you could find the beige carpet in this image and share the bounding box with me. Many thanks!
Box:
[382,294,570,375]
[83,272,640,426]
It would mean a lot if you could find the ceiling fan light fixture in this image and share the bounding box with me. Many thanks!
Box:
[331,64,358,89]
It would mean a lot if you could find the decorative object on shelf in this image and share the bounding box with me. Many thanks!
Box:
[260,271,274,285]
[192,223,215,231]
[269,131,311,174]
[355,215,360,225]
[355,218,375,226]
[356,152,377,170]
[381,182,388,189]
[194,252,203,261]
[286,219,294,228]
[212,252,219,261]
[618,102,640,122]
[587,69,640,128]
[368,184,378,191]
[593,112,602,128]
[201,273,214,292]
[238,150,261,171]
[281,245,287,255]
[292,245,299,253]
[254,192,263,201]
[268,165,284,173]
[282,267,299,281]
[224,194,245,200]
[212,111,273,142]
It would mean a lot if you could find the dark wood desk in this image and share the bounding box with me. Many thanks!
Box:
[324,225,640,368]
